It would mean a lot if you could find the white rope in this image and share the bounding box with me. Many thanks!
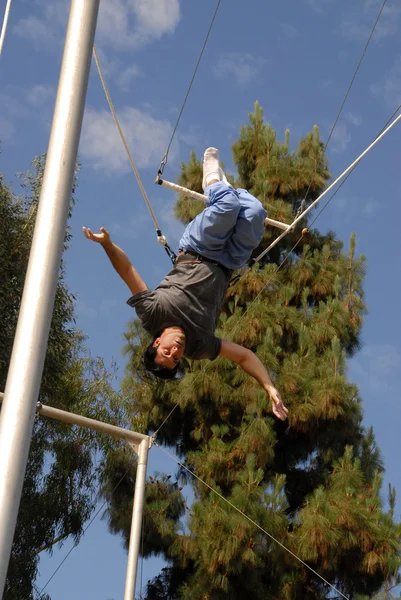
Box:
[92,46,162,234]
[154,442,350,600]
[0,0,12,55]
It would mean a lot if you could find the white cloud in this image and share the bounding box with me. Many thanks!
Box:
[116,65,143,91]
[350,344,401,394]
[371,55,401,108]
[0,91,25,119]
[75,298,119,320]
[26,84,56,107]
[0,117,15,142]
[344,112,362,127]
[0,91,26,142]
[339,20,370,42]
[213,53,265,86]
[306,0,335,15]
[14,16,57,47]
[14,0,181,50]
[330,123,352,153]
[75,298,98,320]
[13,0,69,47]
[80,106,175,173]
[340,0,401,42]
[131,0,181,37]
[328,113,361,153]
[362,199,379,216]
[280,23,301,41]
[110,212,150,239]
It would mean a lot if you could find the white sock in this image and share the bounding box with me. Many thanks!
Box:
[202,147,221,190]
[219,167,232,187]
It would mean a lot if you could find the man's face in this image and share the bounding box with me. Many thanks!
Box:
[153,327,186,369]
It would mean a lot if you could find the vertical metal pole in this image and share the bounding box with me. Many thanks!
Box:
[124,439,150,600]
[0,1,100,595]
[0,0,12,55]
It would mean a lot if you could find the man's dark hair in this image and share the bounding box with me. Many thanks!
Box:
[142,341,179,380]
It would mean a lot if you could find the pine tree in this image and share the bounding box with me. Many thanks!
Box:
[102,103,401,599]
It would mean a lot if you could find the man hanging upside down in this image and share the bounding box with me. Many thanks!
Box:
[83,148,288,420]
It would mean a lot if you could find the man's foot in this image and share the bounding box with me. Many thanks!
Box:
[202,147,221,190]
[202,147,232,190]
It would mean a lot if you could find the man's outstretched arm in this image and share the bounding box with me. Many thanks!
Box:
[82,227,148,296]
[219,339,288,421]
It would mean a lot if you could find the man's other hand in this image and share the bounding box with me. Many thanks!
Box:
[265,385,288,421]
[82,226,111,246]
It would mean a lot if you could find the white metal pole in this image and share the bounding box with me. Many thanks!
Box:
[124,438,150,600]
[0,1,100,595]
[0,0,12,55]
[0,394,149,448]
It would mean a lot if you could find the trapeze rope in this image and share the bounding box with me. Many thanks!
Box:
[152,104,401,441]
[94,0,222,260]
[298,0,388,215]
[0,0,12,55]
[93,46,177,264]
[37,103,400,596]
[211,103,401,351]
[37,456,137,597]
[90,14,396,599]
[155,0,387,207]
[157,0,222,179]
[157,108,401,271]
[154,442,351,600]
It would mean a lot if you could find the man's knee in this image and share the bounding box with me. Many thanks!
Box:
[246,200,267,227]
[207,183,241,212]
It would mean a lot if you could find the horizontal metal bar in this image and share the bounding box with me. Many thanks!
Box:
[264,217,290,230]
[0,392,150,447]
[157,177,208,202]
[157,178,290,230]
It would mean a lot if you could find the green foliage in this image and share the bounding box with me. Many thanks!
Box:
[1,156,125,600]
[101,103,400,599]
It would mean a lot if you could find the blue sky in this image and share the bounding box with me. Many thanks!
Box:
[2,0,401,598]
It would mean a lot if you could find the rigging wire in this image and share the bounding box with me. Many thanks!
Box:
[139,513,145,599]
[298,0,388,214]
[157,0,223,178]
[154,442,350,600]
[253,109,401,265]
[93,46,177,264]
[88,7,394,597]
[36,457,137,598]
[142,102,401,600]
[305,103,401,232]
[220,104,401,352]
[34,102,400,600]
[152,104,401,440]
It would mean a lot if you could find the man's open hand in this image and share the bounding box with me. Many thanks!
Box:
[82,226,111,246]
[265,386,288,421]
